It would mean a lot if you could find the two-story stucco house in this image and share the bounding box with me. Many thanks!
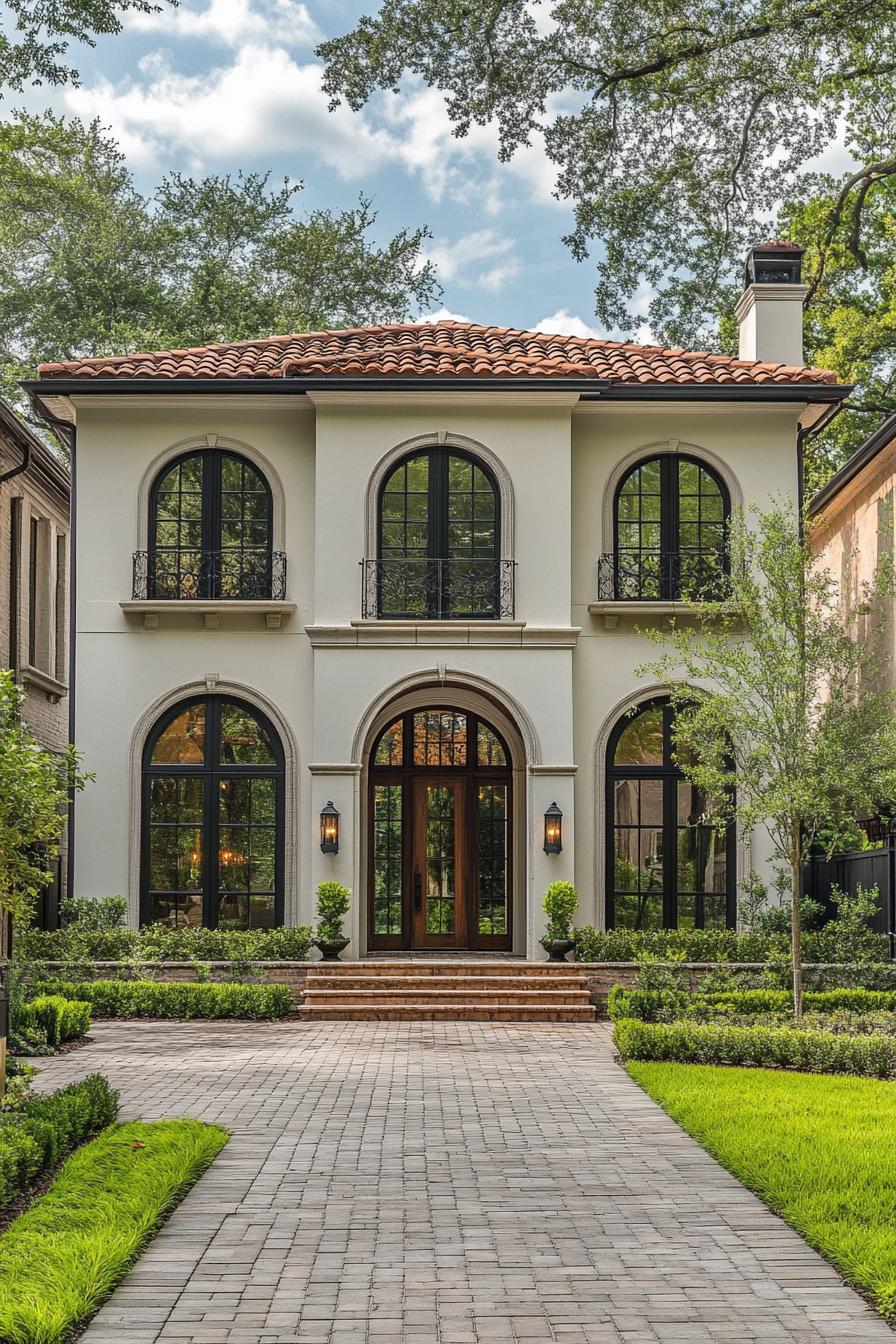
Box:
[25,244,848,958]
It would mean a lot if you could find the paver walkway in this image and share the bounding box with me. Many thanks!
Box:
[31,1020,893,1343]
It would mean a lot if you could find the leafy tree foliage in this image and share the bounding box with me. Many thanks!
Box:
[0,669,88,960]
[0,0,174,93]
[639,504,896,1016]
[320,0,896,471]
[0,112,440,412]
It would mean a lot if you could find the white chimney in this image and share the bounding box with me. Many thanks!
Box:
[735,241,809,366]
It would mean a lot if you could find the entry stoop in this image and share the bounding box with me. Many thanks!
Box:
[299,961,596,1022]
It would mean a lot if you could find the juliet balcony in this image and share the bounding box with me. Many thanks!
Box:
[590,550,730,627]
[122,549,295,629]
[361,557,516,622]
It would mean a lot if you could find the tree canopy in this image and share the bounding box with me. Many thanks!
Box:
[320,0,896,468]
[0,112,440,414]
[0,0,175,93]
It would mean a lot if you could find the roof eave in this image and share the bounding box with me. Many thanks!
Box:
[809,410,896,516]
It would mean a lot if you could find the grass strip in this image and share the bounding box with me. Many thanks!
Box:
[628,1061,896,1320]
[0,1118,228,1344]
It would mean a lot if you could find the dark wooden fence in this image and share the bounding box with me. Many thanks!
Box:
[803,836,896,940]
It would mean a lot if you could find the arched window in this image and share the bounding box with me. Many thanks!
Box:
[606,698,735,929]
[613,454,729,600]
[373,447,507,619]
[147,449,274,599]
[141,695,284,928]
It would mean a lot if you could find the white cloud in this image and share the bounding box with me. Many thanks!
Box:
[64,46,396,175]
[424,228,519,292]
[127,0,321,49]
[534,309,605,339]
[421,307,473,324]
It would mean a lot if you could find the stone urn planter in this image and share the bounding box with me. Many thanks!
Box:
[313,936,350,962]
[539,936,576,963]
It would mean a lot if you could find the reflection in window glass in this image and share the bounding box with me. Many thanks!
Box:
[373,785,403,935]
[374,720,404,766]
[477,785,508,934]
[152,704,206,764]
[614,706,663,765]
[219,703,275,764]
[413,711,467,766]
[477,722,506,766]
[425,785,456,934]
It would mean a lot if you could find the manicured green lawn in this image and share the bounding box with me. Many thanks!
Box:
[628,1062,896,1319]
[0,1118,228,1344]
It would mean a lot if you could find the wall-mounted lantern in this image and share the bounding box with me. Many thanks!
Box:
[320,801,340,854]
[543,802,563,855]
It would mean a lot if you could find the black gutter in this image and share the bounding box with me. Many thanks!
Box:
[22,376,613,396]
[0,403,32,484]
[23,376,852,402]
[808,410,896,517]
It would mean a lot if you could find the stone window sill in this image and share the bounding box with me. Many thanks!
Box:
[588,599,729,629]
[22,664,68,703]
[120,600,298,629]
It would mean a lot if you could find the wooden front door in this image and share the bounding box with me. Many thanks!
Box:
[368,707,512,952]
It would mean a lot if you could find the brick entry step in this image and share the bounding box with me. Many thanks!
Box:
[299,961,597,1022]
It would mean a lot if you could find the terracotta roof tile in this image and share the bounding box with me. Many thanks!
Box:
[36,320,839,386]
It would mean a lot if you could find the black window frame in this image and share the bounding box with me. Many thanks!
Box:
[376,446,502,619]
[141,694,285,929]
[612,453,730,600]
[148,449,274,600]
[605,697,736,930]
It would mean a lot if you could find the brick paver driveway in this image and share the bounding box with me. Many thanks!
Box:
[30,1020,893,1343]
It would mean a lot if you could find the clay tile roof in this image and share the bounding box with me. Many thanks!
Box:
[36,320,838,386]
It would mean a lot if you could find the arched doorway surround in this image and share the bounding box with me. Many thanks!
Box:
[360,679,529,953]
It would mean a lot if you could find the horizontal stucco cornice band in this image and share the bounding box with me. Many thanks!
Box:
[305,622,581,648]
[69,393,313,413]
[309,762,364,775]
[528,764,578,776]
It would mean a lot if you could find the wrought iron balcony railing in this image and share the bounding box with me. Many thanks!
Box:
[597,550,729,603]
[361,557,515,620]
[133,549,287,601]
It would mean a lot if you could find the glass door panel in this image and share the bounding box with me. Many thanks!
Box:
[412,778,465,947]
[373,784,403,937]
[477,784,508,936]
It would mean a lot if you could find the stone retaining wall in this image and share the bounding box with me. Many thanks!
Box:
[28,960,800,1016]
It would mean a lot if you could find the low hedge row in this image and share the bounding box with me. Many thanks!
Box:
[32,979,294,1020]
[607,986,896,1022]
[572,925,891,964]
[25,996,92,1047]
[0,1117,228,1344]
[0,1074,118,1210]
[17,923,314,964]
[614,1017,896,1078]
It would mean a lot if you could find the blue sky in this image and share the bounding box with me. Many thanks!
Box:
[22,0,621,338]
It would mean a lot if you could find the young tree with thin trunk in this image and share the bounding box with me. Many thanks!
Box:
[0,668,88,956]
[639,503,896,1016]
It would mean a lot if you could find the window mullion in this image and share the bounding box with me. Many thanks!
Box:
[661,455,678,598]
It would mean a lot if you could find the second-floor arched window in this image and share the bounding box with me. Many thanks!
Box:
[613,454,729,600]
[373,447,507,619]
[148,449,273,599]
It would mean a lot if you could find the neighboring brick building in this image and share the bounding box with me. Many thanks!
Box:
[0,399,71,923]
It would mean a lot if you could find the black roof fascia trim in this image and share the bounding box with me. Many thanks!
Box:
[808,410,896,516]
[22,376,612,395]
[586,383,852,403]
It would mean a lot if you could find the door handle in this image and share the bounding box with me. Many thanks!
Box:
[413,871,422,912]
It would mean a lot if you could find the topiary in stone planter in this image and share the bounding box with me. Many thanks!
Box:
[313,881,351,961]
[539,881,579,963]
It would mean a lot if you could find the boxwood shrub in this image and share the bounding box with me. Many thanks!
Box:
[573,925,891,964]
[607,985,896,1023]
[614,1017,896,1078]
[0,1074,118,1210]
[16,923,314,964]
[26,996,92,1046]
[32,979,293,1021]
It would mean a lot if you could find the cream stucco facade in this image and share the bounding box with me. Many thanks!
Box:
[50,378,823,957]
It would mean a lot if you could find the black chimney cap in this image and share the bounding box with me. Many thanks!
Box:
[743,241,805,288]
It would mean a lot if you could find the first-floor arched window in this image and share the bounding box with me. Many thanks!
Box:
[606,698,735,929]
[141,695,284,928]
